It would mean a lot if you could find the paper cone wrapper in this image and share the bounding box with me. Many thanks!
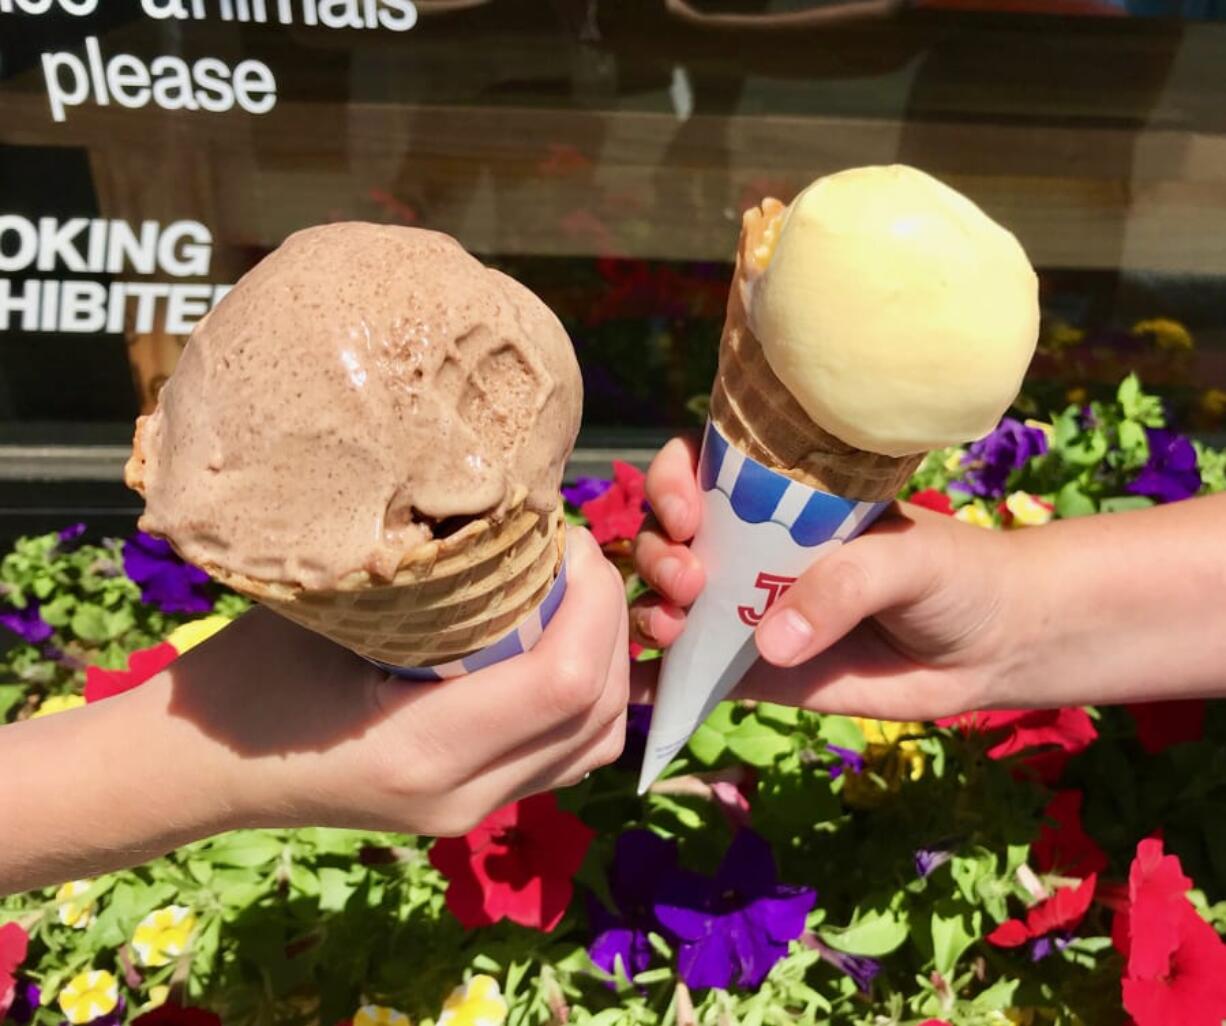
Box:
[637,420,889,791]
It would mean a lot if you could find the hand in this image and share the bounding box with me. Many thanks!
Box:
[632,437,1023,721]
[180,525,631,837]
[1,526,631,893]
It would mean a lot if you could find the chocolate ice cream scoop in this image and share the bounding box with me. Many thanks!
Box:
[126,223,582,591]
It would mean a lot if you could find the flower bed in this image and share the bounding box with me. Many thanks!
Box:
[3,376,1226,1026]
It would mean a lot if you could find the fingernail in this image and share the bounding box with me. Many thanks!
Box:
[655,556,683,595]
[756,608,814,665]
[658,495,688,535]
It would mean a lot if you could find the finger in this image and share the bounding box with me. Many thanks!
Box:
[754,515,938,668]
[644,436,702,543]
[633,527,705,607]
[372,525,624,769]
[740,620,982,722]
[629,595,686,650]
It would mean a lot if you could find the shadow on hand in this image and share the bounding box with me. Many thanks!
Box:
[164,605,417,757]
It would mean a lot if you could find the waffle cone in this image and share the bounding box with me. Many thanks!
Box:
[126,423,564,668]
[708,199,923,502]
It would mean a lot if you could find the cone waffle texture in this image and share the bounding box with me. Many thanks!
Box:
[709,199,924,502]
[126,426,563,667]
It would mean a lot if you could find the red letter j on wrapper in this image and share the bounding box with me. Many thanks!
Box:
[736,572,797,626]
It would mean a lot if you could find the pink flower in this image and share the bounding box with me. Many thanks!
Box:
[580,461,647,545]
[84,642,177,703]
[936,707,1097,783]
[1032,790,1108,878]
[0,922,29,1020]
[429,793,594,932]
[1114,839,1226,1026]
[1125,700,1207,754]
[986,874,1097,949]
[908,489,954,515]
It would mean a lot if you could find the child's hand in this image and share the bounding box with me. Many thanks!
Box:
[633,437,1022,720]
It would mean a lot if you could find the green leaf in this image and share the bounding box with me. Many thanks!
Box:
[725,715,793,767]
[317,867,357,912]
[1055,481,1098,519]
[38,594,74,627]
[1062,430,1109,467]
[817,715,866,752]
[950,849,997,905]
[1118,418,1147,455]
[930,899,982,978]
[970,976,1020,1011]
[103,606,135,639]
[1100,495,1155,514]
[755,702,799,728]
[205,832,286,868]
[70,603,110,643]
[687,721,726,766]
[0,684,26,721]
[1117,372,1140,412]
[822,902,910,956]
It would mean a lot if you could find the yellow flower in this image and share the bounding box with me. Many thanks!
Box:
[438,975,508,1026]
[33,694,85,718]
[943,448,967,473]
[58,970,118,1025]
[955,503,997,529]
[131,905,196,967]
[1045,322,1085,349]
[146,985,170,1009]
[1200,387,1226,420]
[165,615,231,654]
[842,719,926,808]
[1024,419,1055,442]
[1133,317,1193,351]
[56,879,95,929]
[1065,386,1088,406]
[1004,491,1054,527]
[353,1007,411,1026]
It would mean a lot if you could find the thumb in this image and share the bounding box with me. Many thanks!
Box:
[754,525,936,668]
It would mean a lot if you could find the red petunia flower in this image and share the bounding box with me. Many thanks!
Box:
[1125,699,1207,754]
[132,1003,223,1026]
[428,792,595,932]
[987,874,1097,948]
[1032,790,1109,878]
[936,707,1097,783]
[580,461,647,545]
[84,642,177,703]
[1114,839,1226,1026]
[908,489,954,515]
[0,921,29,1020]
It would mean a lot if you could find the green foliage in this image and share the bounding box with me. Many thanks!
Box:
[2,376,1224,1026]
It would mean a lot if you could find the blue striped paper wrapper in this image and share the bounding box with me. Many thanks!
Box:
[370,560,568,681]
[638,420,889,791]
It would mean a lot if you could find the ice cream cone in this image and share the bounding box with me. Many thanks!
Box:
[638,201,922,791]
[127,424,565,674]
[709,199,924,502]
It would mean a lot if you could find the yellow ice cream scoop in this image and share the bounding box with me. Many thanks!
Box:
[747,165,1040,458]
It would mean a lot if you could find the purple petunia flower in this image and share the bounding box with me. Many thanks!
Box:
[957,418,1048,499]
[0,600,53,645]
[562,477,613,508]
[826,744,866,780]
[1127,428,1201,503]
[803,934,882,993]
[1030,933,1071,962]
[55,522,87,551]
[914,845,954,879]
[653,830,816,990]
[615,704,653,772]
[122,531,212,614]
[8,980,39,1025]
[588,830,678,984]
